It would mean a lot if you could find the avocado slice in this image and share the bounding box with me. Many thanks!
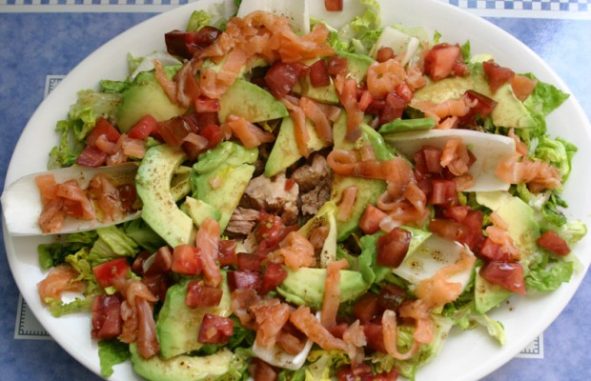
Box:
[474,191,540,313]
[412,63,536,129]
[338,51,374,83]
[298,201,338,267]
[181,197,222,228]
[331,116,389,241]
[130,344,235,381]
[171,166,192,202]
[218,79,288,123]
[136,145,193,248]
[277,268,368,309]
[157,277,231,359]
[191,142,258,230]
[117,71,186,132]
[265,117,329,177]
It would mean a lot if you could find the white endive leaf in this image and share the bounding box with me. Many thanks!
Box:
[394,235,475,291]
[385,129,515,192]
[2,163,140,236]
[237,0,310,34]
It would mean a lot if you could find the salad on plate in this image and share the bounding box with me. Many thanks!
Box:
[2,0,587,380]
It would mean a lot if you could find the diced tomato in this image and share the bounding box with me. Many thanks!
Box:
[511,74,537,101]
[86,117,121,147]
[363,323,386,353]
[537,230,570,256]
[264,62,307,98]
[327,56,348,76]
[429,179,457,205]
[91,295,122,339]
[77,145,107,167]
[143,247,173,276]
[353,293,380,323]
[227,270,261,291]
[128,115,158,140]
[337,364,373,381]
[93,258,130,289]
[424,44,462,81]
[309,60,331,87]
[461,210,485,250]
[480,261,526,295]
[250,358,278,381]
[429,219,468,242]
[479,238,512,262]
[376,47,395,63]
[378,284,407,311]
[237,253,262,272]
[198,313,234,344]
[185,280,223,308]
[200,124,224,148]
[441,205,470,223]
[142,274,170,302]
[255,213,287,248]
[459,90,497,127]
[324,0,343,11]
[377,228,412,268]
[422,146,443,174]
[195,112,220,129]
[171,245,203,275]
[483,60,515,93]
[158,116,190,147]
[360,205,387,234]
[195,97,220,113]
[260,263,288,294]
[218,239,238,266]
[117,184,137,213]
[328,323,348,339]
[165,27,221,59]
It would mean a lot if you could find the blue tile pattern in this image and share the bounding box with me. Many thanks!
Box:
[1,5,591,381]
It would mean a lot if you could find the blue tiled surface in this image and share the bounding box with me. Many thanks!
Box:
[1,6,591,381]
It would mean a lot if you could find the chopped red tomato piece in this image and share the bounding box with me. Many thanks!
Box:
[424,44,464,81]
[459,90,497,127]
[479,237,512,262]
[171,245,203,275]
[324,0,343,11]
[379,91,407,125]
[378,284,407,311]
[158,116,190,147]
[429,179,457,206]
[91,295,122,339]
[480,261,526,295]
[483,60,515,93]
[185,280,223,308]
[143,247,173,276]
[218,239,238,266]
[327,56,348,76]
[86,117,121,147]
[377,228,412,268]
[200,124,224,148]
[255,213,288,248]
[360,204,387,234]
[537,230,570,256]
[309,60,331,87]
[511,74,537,101]
[363,323,386,353]
[128,115,158,140]
[429,219,468,242]
[76,145,107,167]
[165,27,221,59]
[260,263,288,294]
[93,258,130,289]
[198,313,234,344]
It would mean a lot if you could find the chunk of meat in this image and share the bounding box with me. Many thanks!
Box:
[226,207,261,237]
[243,174,299,224]
[301,179,332,217]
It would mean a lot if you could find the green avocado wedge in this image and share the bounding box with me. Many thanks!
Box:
[136,145,193,248]
[218,79,288,123]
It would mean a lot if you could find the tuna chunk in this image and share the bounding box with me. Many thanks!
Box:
[243,174,299,224]
[227,208,260,236]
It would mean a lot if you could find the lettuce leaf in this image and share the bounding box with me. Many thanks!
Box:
[305,350,350,381]
[98,340,130,378]
[88,226,139,263]
[534,136,577,181]
[521,75,569,140]
[187,10,212,32]
[526,259,573,292]
[46,297,92,317]
[327,0,382,54]
[48,119,85,168]
[123,219,166,252]
[38,231,98,270]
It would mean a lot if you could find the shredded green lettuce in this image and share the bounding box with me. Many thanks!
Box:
[46,297,92,317]
[38,231,98,270]
[216,347,251,381]
[65,248,100,295]
[558,220,587,245]
[327,0,382,54]
[305,350,350,380]
[526,259,574,292]
[534,136,577,181]
[187,10,212,32]
[521,75,569,140]
[88,226,139,263]
[98,340,131,378]
[123,219,166,253]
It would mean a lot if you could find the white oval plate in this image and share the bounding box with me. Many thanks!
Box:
[4,1,591,380]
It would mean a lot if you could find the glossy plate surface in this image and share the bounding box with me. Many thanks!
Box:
[3,1,591,380]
